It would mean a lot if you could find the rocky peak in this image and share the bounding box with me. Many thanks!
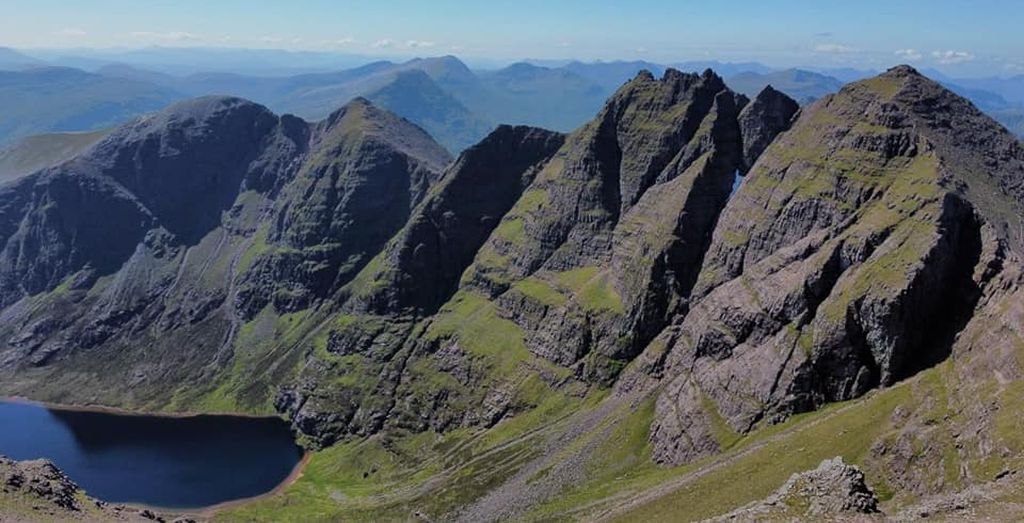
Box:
[604,67,732,211]
[77,95,281,244]
[883,63,924,78]
[315,97,452,174]
[0,92,451,391]
[348,124,566,316]
[643,66,1024,467]
[737,84,799,173]
[632,69,656,82]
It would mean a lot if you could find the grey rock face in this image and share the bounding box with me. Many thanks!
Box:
[737,84,799,173]
[0,455,81,512]
[235,99,452,317]
[640,65,1024,466]
[0,94,451,410]
[352,124,566,316]
[240,68,800,444]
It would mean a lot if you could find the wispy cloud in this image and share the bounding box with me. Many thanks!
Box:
[335,37,355,46]
[894,48,923,61]
[371,38,394,49]
[260,35,283,44]
[405,39,435,49]
[1004,61,1024,73]
[932,49,975,65]
[54,28,87,37]
[130,31,202,42]
[813,32,834,38]
[813,43,856,54]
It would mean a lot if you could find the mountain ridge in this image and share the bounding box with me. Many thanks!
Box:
[3,65,1024,522]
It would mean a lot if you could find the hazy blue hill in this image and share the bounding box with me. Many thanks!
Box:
[101,56,608,150]
[561,60,665,92]
[474,62,607,131]
[806,66,878,82]
[0,129,110,183]
[95,57,494,152]
[0,47,43,70]
[726,68,845,103]
[991,108,1024,137]
[363,70,493,153]
[952,75,1024,105]
[31,46,382,76]
[943,82,1016,111]
[0,67,185,144]
[673,59,773,76]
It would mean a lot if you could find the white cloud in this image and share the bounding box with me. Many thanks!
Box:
[130,31,202,42]
[371,38,394,49]
[813,43,856,54]
[260,35,283,44]
[54,28,86,37]
[405,40,435,49]
[932,49,975,65]
[894,48,923,61]
[635,46,648,54]
[335,37,355,46]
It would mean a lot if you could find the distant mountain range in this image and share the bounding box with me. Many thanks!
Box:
[0,49,1020,154]
[726,69,846,103]
[0,67,182,145]
[0,47,42,70]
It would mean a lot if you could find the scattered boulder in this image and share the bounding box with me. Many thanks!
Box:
[709,457,881,521]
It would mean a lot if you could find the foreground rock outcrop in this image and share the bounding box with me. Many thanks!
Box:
[0,456,187,522]
[710,457,881,521]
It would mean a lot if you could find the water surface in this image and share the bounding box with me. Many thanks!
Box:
[0,400,303,508]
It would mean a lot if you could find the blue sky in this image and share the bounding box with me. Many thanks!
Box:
[1,0,1022,75]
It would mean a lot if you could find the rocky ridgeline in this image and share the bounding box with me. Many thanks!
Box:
[631,65,1024,466]
[2,64,1023,505]
[0,94,450,407]
[272,68,806,446]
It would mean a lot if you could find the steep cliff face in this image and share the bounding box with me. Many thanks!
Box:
[638,65,1024,466]
[457,70,756,381]
[0,95,451,407]
[737,84,800,173]
[351,124,566,316]
[234,98,451,317]
[270,69,796,446]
